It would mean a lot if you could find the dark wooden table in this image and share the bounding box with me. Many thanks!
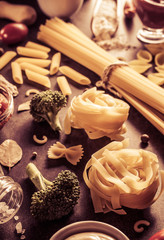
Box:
[0,0,163,240]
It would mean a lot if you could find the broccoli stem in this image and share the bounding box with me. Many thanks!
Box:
[26,163,52,191]
[46,111,61,131]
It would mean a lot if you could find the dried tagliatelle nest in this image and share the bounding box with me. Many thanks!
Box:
[83,139,164,215]
[64,87,130,140]
[0,139,22,168]
[48,141,84,165]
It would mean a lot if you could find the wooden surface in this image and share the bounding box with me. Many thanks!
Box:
[0,0,163,240]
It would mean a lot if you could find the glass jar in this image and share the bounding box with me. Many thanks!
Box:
[0,84,14,130]
[0,175,23,224]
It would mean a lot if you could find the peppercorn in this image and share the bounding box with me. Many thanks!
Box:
[141,134,150,144]
[31,151,37,160]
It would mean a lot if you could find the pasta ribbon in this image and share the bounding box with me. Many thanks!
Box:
[64,87,129,140]
[83,139,164,215]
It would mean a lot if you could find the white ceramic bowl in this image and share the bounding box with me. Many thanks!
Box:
[37,0,84,18]
[50,221,129,240]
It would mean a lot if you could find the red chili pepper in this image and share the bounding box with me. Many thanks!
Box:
[149,229,164,240]
[0,23,28,45]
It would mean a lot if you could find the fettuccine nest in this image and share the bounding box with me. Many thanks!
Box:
[83,139,164,215]
[64,87,130,140]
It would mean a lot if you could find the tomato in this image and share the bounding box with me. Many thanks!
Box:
[149,229,164,240]
[0,23,28,45]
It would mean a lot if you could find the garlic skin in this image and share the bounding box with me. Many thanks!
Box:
[37,0,84,18]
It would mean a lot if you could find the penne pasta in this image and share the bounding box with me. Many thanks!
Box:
[57,76,72,96]
[17,46,49,59]
[25,41,51,53]
[20,62,49,76]
[15,58,51,67]
[59,66,91,85]
[11,62,23,84]
[25,69,51,89]
[50,52,61,75]
[0,51,17,70]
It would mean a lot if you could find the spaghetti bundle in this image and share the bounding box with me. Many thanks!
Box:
[37,17,164,134]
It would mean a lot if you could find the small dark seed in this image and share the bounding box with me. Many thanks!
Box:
[31,151,37,159]
[141,134,150,144]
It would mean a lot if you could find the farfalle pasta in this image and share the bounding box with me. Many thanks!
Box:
[48,141,83,165]
[64,87,130,140]
[83,139,164,215]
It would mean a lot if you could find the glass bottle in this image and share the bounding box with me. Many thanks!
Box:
[0,174,23,224]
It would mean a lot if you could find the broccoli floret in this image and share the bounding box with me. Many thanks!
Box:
[26,163,80,221]
[30,90,67,131]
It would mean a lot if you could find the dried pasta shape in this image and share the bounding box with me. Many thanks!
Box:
[48,142,66,159]
[154,52,164,67]
[64,87,130,140]
[137,50,152,62]
[64,145,84,165]
[148,73,164,86]
[155,66,164,73]
[83,139,164,215]
[47,141,84,165]
[18,100,30,111]
[144,42,164,55]
[129,59,152,74]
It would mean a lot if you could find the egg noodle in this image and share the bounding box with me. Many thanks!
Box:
[83,139,164,215]
[64,87,130,140]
